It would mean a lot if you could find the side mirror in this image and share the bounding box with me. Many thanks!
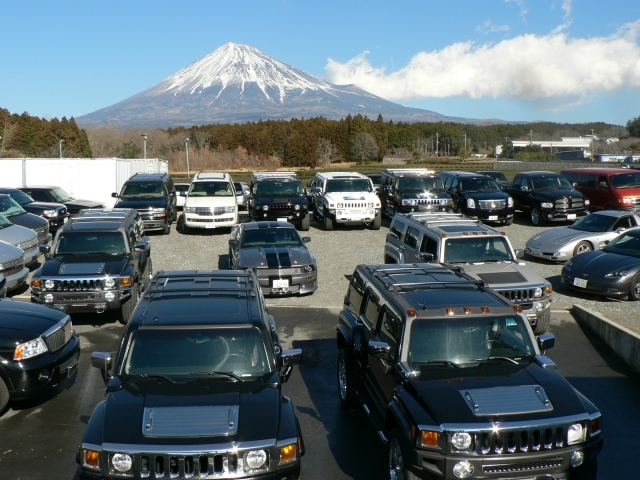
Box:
[302,236,311,243]
[598,181,608,189]
[229,239,239,247]
[572,182,578,188]
[387,231,399,241]
[537,333,555,352]
[111,192,119,198]
[520,185,529,192]
[279,348,302,383]
[170,190,176,196]
[133,236,149,252]
[451,187,458,194]
[368,340,391,360]
[514,248,525,259]
[419,252,434,262]
[91,351,113,385]
[180,191,187,197]
[39,244,51,254]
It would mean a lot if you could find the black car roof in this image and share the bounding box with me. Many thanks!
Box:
[517,171,560,177]
[440,171,490,178]
[124,172,170,183]
[136,270,263,328]
[242,221,296,230]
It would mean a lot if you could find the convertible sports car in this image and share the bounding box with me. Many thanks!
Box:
[525,210,640,262]
[228,221,317,295]
[561,227,640,300]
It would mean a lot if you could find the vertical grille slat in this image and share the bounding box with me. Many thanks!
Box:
[44,319,72,352]
[471,424,572,456]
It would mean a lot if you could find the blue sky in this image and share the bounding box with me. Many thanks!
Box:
[2,0,639,126]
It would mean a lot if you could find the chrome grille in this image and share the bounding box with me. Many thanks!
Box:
[474,425,567,455]
[270,204,293,210]
[192,207,231,215]
[415,198,448,206]
[189,217,233,223]
[44,318,73,352]
[555,197,584,209]
[483,457,563,473]
[35,224,50,236]
[497,288,534,303]
[46,278,105,292]
[478,199,506,210]
[0,257,25,276]
[19,237,38,251]
[343,202,366,208]
[255,267,299,275]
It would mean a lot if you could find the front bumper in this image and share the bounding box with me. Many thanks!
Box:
[4,266,29,291]
[252,209,309,225]
[329,208,379,224]
[255,270,318,296]
[185,214,237,229]
[142,217,169,231]
[23,247,39,266]
[541,208,589,222]
[31,287,131,313]
[525,244,574,262]
[5,333,80,401]
[47,213,70,230]
[561,270,631,298]
[466,207,515,222]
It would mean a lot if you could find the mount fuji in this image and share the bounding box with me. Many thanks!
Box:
[78,43,478,127]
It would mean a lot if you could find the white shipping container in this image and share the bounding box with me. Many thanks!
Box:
[0,158,169,207]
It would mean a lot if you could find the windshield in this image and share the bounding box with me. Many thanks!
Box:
[602,232,640,258]
[611,172,640,189]
[120,182,166,198]
[55,231,127,255]
[189,181,233,197]
[325,179,373,193]
[123,327,270,378]
[569,213,617,232]
[254,180,303,195]
[398,177,444,191]
[458,177,500,192]
[443,236,514,263]
[241,227,303,247]
[481,171,507,182]
[408,315,536,366]
[0,213,12,229]
[531,175,572,190]
[0,196,27,217]
[49,187,73,202]
[5,190,34,206]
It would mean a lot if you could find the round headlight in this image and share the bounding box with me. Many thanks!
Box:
[294,204,301,210]
[453,460,474,478]
[336,203,344,209]
[534,287,543,297]
[245,449,267,469]
[567,423,585,445]
[303,265,314,272]
[410,199,417,206]
[112,453,133,473]
[451,432,472,450]
[104,277,116,289]
[44,279,55,290]
[262,205,269,211]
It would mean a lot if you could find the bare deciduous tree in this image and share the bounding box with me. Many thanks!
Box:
[350,132,378,165]
[193,131,211,151]
[316,138,339,167]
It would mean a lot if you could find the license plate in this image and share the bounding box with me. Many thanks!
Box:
[205,223,216,228]
[573,277,587,288]
[488,215,498,220]
[63,217,68,223]
[567,214,577,220]
[67,359,78,377]
[272,279,289,288]
[277,217,287,222]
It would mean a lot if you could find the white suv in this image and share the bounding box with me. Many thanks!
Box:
[182,172,238,232]
[307,172,381,230]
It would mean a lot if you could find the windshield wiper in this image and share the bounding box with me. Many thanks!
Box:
[418,360,464,368]
[86,251,123,256]
[131,374,178,383]
[472,356,523,364]
[190,371,243,382]
[55,252,77,257]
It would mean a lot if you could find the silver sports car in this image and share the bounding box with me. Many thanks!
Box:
[525,210,640,262]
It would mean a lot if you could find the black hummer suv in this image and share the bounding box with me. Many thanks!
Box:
[336,263,602,479]
[31,209,151,324]
[249,172,310,231]
[504,171,589,226]
[380,168,454,218]
[77,269,304,480]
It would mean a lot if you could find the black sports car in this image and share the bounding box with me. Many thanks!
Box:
[561,227,640,300]
[229,221,317,295]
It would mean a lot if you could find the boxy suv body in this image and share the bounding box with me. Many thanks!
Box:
[112,172,177,235]
[562,167,640,213]
[379,168,454,218]
[306,172,381,230]
[77,269,304,480]
[249,172,310,231]
[384,212,553,333]
[182,172,238,232]
[336,263,602,480]
[31,209,151,324]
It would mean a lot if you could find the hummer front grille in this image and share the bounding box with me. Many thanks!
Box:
[478,199,506,210]
[472,424,572,455]
[555,197,584,210]
[44,318,73,352]
[341,202,366,209]
[412,198,448,206]
[496,288,534,303]
[45,278,105,292]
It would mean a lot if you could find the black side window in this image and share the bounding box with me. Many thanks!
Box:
[361,291,380,329]
[420,235,438,259]
[346,271,365,313]
[404,226,419,249]
[378,308,401,361]
[30,190,47,202]
[451,178,459,189]
[513,176,522,188]
[390,220,405,239]
[586,175,597,188]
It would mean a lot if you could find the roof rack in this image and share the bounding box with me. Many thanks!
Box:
[383,168,436,175]
[195,172,228,180]
[402,212,477,224]
[252,172,297,180]
[145,270,257,296]
[371,265,485,291]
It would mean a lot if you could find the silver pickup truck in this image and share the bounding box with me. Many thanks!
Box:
[384,212,553,334]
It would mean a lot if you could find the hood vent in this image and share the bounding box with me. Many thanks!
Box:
[58,262,105,275]
[142,405,239,437]
[477,271,525,284]
[460,385,553,416]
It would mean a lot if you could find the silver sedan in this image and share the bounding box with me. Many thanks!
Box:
[525,210,640,262]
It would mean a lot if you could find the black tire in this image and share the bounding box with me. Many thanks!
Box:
[629,273,640,301]
[530,206,546,226]
[118,283,140,325]
[300,213,310,231]
[337,349,358,409]
[163,221,170,235]
[388,427,420,480]
[502,217,514,226]
[323,210,334,231]
[573,241,592,256]
[180,215,190,234]
[532,308,551,335]
[371,211,381,230]
[0,377,9,414]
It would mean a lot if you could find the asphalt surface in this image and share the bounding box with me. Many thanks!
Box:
[0,308,637,480]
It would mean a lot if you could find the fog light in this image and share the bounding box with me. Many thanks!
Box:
[44,293,54,302]
[105,292,116,301]
[112,453,133,472]
[453,460,474,478]
[547,214,553,218]
[570,450,585,467]
[44,279,55,289]
[337,210,342,215]
[536,302,543,312]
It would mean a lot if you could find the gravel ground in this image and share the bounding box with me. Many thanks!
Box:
[151,210,639,334]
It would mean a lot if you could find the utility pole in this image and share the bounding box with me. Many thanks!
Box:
[142,133,148,159]
[435,132,439,157]
[185,138,190,178]
[529,130,533,145]
[590,129,595,162]
[464,133,467,152]
[59,139,64,159]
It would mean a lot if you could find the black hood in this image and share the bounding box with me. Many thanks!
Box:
[22,201,67,214]
[462,190,510,201]
[100,377,281,446]
[114,198,168,209]
[253,194,307,206]
[39,255,129,277]
[2,211,48,230]
[406,362,589,425]
[0,299,68,349]
[532,188,583,201]
[65,199,104,213]
[401,191,450,200]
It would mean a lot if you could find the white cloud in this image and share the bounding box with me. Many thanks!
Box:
[324,21,640,111]
[476,20,511,34]
[506,0,528,21]
[561,0,573,19]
